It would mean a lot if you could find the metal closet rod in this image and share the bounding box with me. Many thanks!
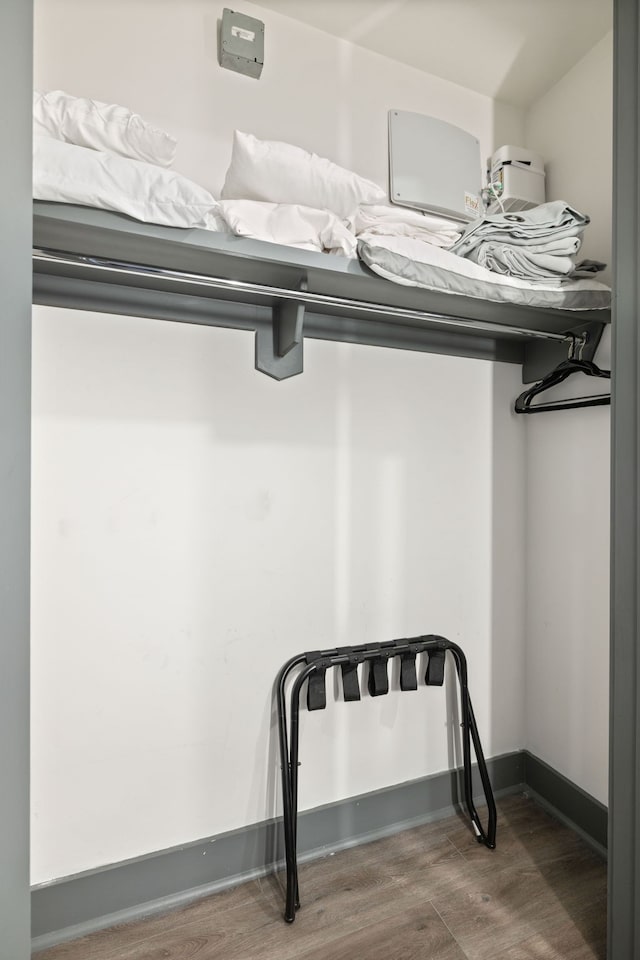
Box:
[33,247,571,345]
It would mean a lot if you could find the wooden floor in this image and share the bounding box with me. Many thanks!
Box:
[36,793,606,960]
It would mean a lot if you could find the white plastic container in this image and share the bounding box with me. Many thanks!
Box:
[489,145,545,211]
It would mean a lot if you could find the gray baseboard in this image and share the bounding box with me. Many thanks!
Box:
[522,750,608,856]
[31,749,607,952]
[31,751,523,951]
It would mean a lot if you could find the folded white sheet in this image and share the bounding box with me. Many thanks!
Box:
[350,203,461,248]
[34,90,177,168]
[219,199,357,256]
[34,136,221,229]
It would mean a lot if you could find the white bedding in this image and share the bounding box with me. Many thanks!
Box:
[34,90,177,168]
[34,136,224,230]
[32,116,611,314]
[218,199,357,256]
[221,130,385,219]
[350,203,461,248]
[358,233,611,311]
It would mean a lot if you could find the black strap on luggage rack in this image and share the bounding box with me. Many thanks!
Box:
[275,634,497,923]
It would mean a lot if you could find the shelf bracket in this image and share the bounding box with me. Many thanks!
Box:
[522,320,606,384]
[255,283,307,380]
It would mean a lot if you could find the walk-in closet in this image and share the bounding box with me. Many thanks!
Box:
[2,2,639,958]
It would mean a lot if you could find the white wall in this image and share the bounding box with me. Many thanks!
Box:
[31,313,525,882]
[31,0,526,882]
[524,33,612,804]
[33,0,525,198]
[526,33,613,287]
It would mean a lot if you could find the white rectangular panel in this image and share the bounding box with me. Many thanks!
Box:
[389,109,482,222]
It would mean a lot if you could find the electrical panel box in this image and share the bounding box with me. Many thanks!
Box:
[220,8,264,79]
[388,109,482,223]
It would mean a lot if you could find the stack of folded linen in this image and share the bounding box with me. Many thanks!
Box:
[450,201,606,282]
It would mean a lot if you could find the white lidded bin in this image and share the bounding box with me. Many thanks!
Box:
[489,145,545,211]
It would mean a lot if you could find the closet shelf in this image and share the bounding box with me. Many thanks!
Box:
[33,202,610,382]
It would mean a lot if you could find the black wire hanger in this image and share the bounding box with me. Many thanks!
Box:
[514,335,611,414]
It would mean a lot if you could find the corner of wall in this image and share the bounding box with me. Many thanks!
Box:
[491,99,526,153]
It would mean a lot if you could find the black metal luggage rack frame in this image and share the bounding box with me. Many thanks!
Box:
[275,634,497,923]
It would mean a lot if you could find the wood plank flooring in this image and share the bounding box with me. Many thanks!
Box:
[35,794,606,960]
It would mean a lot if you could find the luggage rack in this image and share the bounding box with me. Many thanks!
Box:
[275,634,497,923]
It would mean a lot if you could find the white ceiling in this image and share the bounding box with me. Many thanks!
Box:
[256,0,612,108]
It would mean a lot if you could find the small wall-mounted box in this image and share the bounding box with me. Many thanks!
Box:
[489,145,546,212]
[220,8,264,79]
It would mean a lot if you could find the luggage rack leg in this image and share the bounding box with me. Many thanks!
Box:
[275,636,496,924]
[277,654,320,920]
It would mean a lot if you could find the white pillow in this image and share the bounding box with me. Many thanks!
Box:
[221,130,385,219]
[34,90,177,168]
[219,199,357,256]
[34,136,220,230]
